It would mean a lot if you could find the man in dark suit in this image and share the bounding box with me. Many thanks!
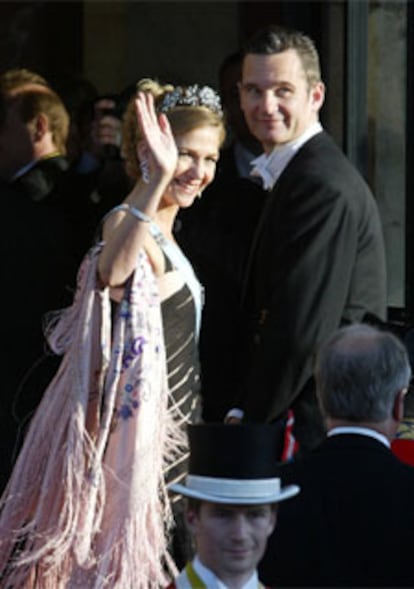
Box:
[232,26,387,451]
[259,323,414,587]
[0,79,78,492]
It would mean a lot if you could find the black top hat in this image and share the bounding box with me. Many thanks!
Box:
[169,424,299,504]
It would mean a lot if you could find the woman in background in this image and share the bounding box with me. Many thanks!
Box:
[0,79,224,588]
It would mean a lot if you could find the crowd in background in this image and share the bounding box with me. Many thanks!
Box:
[1,24,414,588]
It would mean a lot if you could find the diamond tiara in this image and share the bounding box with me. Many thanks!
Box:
[158,85,222,115]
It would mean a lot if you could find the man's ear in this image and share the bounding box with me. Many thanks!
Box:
[32,112,49,142]
[310,81,325,112]
[392,388,408,423]
[268,507,278,537]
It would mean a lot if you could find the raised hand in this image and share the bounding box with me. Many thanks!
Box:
[135,92,178,182]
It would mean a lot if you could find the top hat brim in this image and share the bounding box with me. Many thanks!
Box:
[169,477,300,505]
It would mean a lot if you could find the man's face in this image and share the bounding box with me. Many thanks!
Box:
[187,502,276,584]
[239,49,324,153]
[0,101,34,180]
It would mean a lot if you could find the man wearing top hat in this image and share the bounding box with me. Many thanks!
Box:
[167,423,299,589]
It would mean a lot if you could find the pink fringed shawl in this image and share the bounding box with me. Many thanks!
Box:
[0,245,186,588]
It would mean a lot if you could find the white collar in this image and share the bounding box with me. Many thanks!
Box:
[250,122,323,190]
[327,426,390,448]
[193,555,259,589]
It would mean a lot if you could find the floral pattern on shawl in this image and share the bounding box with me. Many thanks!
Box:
[0,244,186,588]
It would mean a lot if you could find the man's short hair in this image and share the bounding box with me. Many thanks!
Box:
[243,25,322,88]
[0,68,48,92]
[315,324,411,422]
[10,86,69,154]
[0,69,69,154]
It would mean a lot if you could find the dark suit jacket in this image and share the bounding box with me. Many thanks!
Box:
[240,132,386,428]
[1,161,79,492]
[259,433,414,587]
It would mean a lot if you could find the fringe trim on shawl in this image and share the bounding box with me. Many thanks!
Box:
[0,245,187,588]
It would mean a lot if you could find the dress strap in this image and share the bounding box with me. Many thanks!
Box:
[149,222,203,341]
[99,206,203,341]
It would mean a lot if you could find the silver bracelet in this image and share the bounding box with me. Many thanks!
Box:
[113,203,153,223]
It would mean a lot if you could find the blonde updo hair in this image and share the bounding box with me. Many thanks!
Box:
[122,78,225,180]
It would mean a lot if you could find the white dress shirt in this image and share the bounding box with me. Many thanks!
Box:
[250,122,323,190]
[175,555,261,588]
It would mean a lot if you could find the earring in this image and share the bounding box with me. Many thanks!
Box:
[197,191,203,199]
[140,158,150,183]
